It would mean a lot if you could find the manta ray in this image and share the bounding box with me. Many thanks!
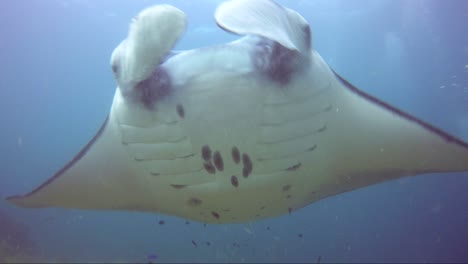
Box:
[6,0,468,224]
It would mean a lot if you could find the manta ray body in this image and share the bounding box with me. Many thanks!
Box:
[7,0,468,224]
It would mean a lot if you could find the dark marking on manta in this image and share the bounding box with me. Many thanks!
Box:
[213,151,224,171]
[253,38,301,85]
[187,197,202,207]
[231,146,240,164]
[201,145,212,162]
[282,185,291,192]
[135,66,171,109]
[231,175,239,187]
[302,25,311,51]
[170,184,186,190]
[150,172,160,176]
[203,162,216,174]
[317,125,327,133]
[307,145,317,151]
[176,104,185,119]
[242,153,253,178]
[211,211,220,219]
[286,163,302,171]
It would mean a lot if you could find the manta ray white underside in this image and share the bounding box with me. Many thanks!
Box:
[6,0,468,224]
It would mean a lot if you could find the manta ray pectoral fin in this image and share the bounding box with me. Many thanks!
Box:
[215,0,311,54]
[111,5,186,94]
[327,69,468,191]
[5,109,149,210]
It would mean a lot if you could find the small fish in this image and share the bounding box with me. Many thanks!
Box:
[191,240,198,248]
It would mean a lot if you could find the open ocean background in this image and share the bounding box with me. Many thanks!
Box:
[0,0,467,262]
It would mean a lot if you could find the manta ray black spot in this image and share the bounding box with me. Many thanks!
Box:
[135,66,171,109]
[307,145,317,151]
[188,197,202,207]
[203,162,216,174]
[286,163,302,171]
[231,146,240,164]
[176,104,185,118]
[317,125,327,133]
[231,175,239,187]
[201,145,212,161]
[213,151,224,171]
[242,153,253,177]
[282,185,291,192]
[170,184,186,190]
[211,211,220,219]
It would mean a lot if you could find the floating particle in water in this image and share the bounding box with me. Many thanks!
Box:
[147,254,158,260]
[266,226,270,231]
[192,240,198,248]
[158,220,165,225]
[204,223,207,227]
[317,255,322,263]
[185,220,190,225]
[298,233,303,238]
[206,241,211,246]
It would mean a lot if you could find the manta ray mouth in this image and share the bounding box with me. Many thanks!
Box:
[6,115,110,201]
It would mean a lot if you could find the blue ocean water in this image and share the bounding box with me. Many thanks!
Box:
[0,0,467,262]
